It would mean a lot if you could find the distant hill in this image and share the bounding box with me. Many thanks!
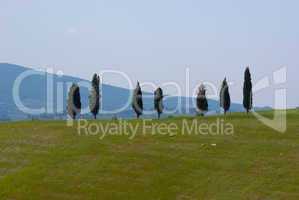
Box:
[0,63,246,120]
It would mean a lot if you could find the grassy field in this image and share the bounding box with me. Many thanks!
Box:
[0,110,299,199]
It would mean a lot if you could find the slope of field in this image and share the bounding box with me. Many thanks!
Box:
[0,111,298,199]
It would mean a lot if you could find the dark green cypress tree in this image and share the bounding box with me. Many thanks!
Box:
[220,78,231,115]
[243,67,252,113]
[154,87,163,119]
[196,84,208,116]
[89,74,100,119]
[132,82,143,119]
[67,83,81,119]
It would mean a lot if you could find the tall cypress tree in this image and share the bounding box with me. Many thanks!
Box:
[196,84,208,116]
[67,83,81,119]
[220,78,231,115]
[154,87,163,119]
[132,82,143,119]
[243,67,252,113]
[89,74,100,119]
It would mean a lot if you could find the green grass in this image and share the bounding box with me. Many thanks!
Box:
[0,110,299,199]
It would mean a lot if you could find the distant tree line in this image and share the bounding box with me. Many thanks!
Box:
[67,67,253,119]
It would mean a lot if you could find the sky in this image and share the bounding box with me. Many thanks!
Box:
[0,0,298,107]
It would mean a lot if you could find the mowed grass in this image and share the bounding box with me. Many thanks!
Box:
[0,110,299,200]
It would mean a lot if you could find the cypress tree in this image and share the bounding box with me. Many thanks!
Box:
[132,82,143,119]
[243,67,252,113]
[220,78,231,115]
[67,83,81,119]
[196,84,208,116]
[89,74,100,119]
[154,87,163,119]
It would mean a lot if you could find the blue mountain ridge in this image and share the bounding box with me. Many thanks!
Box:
[0,63,247,120]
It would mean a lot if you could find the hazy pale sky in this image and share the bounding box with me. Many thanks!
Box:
[0,0,298,107]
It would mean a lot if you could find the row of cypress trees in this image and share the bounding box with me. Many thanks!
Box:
[131,83,164,119]
[131,67,252,118]
[67,67,252,119]
[67,74,100,119]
